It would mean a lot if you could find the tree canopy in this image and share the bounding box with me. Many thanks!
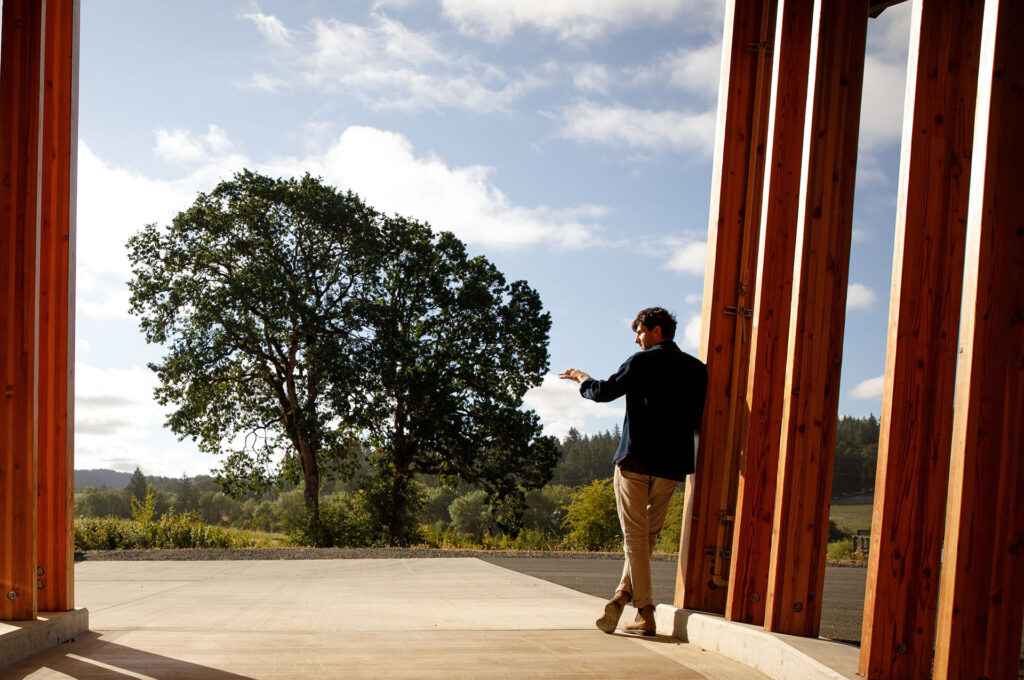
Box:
[127,170,557,542]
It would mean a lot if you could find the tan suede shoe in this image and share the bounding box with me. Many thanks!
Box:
[623,604,656,636]
[595,591,630,634]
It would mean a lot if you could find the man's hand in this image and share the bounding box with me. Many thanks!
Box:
[559,368,592,383]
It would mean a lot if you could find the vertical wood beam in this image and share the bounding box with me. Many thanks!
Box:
[859,1,984,677]
[675,0,777,613]
[0,0,46,622]
[726,0,813,626]
[37,0,79,613]
[763,0,867,637]
[933,0,1024,676]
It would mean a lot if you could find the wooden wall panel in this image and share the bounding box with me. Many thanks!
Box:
[933,0,1024,677]
[763,0,867,637]
[725,0,812,626]
[37,0,79,613]
[675,0,777,614]
[858,1,983,677]
[0,0,45,622]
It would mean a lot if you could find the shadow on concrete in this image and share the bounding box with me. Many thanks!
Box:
[2,632,254,680]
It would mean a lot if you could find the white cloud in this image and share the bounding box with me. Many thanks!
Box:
[245,73,288,93]
[850,375,884,400]
[684,292,702,304]
[77,125,608,318]
[846,283,877,311]
[242,10,292,47]
[440,0,722,42]
[278,126,606,249]
[154,124,234,163]
[665,240,707,275]
[244,12,544,112]
[523,374,623,439]
[559,101,715,154]
[631,42,721,96]
[683,313,702,351]
[572,63,610,94]
[860,54,907,151]
[75,362,210,476]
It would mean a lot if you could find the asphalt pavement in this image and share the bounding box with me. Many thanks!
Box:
[481,556,868,643]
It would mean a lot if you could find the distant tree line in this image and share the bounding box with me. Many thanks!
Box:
[75,415,878,550]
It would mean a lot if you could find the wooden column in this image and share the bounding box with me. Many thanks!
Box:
[37,0,79,613]
[858,1,983,677]
[0,0,46,622]
[763,0,867,637]
[675,0,777,614]
[726,0,813,626]
[933,0,1024,677]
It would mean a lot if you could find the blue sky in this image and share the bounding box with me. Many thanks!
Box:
[72,0,911,476]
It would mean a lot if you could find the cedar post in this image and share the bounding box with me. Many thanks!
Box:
[37,0,80,613]
[725,0,813,625]
[0,0,46,622]
[763,0,867,637]
[932,0,1024,677]
[858,1,984,677]
[675,0,777,613]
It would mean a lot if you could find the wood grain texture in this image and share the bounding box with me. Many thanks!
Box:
[675,0,776,614]
[37,0,79,613]
[0,0,44,622]
[726,0,812,627]
[763,0,867,638]
[858,1,983,677]
[933,0,1024,677]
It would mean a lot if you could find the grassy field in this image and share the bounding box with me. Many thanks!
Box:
[830,503,873,534]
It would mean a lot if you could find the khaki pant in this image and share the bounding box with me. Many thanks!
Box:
[613,466,678,609]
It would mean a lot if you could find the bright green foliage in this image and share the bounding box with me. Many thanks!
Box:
[654,487,685,554]
[74,513,288,550]
[130,489,157,526]
[562,479,621,551]
[826,538,858,563]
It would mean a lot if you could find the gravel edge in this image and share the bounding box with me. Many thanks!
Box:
[77,546,866,565]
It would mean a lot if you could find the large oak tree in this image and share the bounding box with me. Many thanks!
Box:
[128,171,557,543]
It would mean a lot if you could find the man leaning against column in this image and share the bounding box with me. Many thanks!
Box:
[560,307,707,636]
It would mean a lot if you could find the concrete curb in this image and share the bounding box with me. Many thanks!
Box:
[0,609,89,669]
[655,605,858,680]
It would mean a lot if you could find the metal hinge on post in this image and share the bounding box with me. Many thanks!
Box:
[724,305,753,318]
[747,41,773,54]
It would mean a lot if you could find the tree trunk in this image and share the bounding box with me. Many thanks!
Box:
[298,442,322,544]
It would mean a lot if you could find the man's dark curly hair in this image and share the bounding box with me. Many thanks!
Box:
[631,307,677,340]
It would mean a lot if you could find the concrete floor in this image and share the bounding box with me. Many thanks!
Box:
[2,559,768,680]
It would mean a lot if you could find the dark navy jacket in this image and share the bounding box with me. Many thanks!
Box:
[580,341,707,482]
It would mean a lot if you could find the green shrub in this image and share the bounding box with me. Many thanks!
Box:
[449,490,494,541]
[74,513,287,550]
[827,538,855,562]
[522,485,573,536]
[421,485,457,524]
[655,487,685,553]
[562,479,620,551]
[313,492,376,548]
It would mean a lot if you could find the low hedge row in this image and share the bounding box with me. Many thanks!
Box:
[75,513,286,551]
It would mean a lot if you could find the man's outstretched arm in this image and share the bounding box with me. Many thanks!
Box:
[560,356,634,403]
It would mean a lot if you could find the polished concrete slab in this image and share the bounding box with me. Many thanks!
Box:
[1,559,768,679]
